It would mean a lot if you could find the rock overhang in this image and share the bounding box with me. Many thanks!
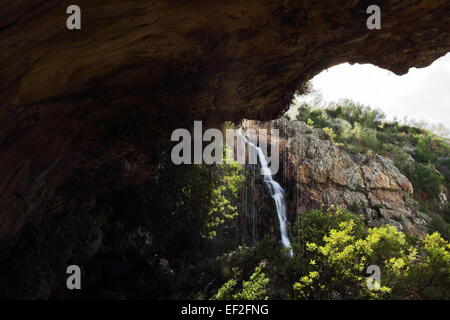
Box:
[1,0,449,121]
[0,0,449,241]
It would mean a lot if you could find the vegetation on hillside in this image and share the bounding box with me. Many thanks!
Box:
[138,109,450,300]
[291,96,450,240]
[5,98,449,300]
[211,208,449,300]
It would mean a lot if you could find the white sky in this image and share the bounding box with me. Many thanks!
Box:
[309,52,450,129]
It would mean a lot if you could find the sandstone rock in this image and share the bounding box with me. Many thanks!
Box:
[251,119,426,236]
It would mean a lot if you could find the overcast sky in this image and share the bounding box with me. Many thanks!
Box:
[308,52,450,130]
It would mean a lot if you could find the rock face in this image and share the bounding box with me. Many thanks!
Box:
[2,1,450,112]
[251,120,426,235]
[1,1,449,243]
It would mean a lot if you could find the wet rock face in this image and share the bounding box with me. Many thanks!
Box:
[1,1,450,241]
[257,120,426,235]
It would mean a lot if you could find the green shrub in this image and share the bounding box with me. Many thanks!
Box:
[213,265,270,300]
[427,214,450,241]
[407,163,444,201]
[292,206,366,248]
[322,127,336,141]
[292,209,450,299]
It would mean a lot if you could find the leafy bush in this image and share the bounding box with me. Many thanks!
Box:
[213,265,270,300]
[322,127,336,141]
[292,209,450,299]
[206,160,244,239]
[407,163,444,201]
[292,206,366,246]
[326,99,385,129]
[438,158,450,188]
[427,213,450,241]
[416,135,450,163]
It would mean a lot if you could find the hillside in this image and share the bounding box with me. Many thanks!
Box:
[291,98,450,240]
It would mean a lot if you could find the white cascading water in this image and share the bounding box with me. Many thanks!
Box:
[239,131,293,257]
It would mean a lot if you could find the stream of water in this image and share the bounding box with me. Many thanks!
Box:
[239,131,293,257]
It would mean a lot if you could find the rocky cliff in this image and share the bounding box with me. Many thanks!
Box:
[249,119,426,236]
[1,1,450,243]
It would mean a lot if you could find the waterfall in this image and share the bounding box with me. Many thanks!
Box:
[239,130,293,257]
